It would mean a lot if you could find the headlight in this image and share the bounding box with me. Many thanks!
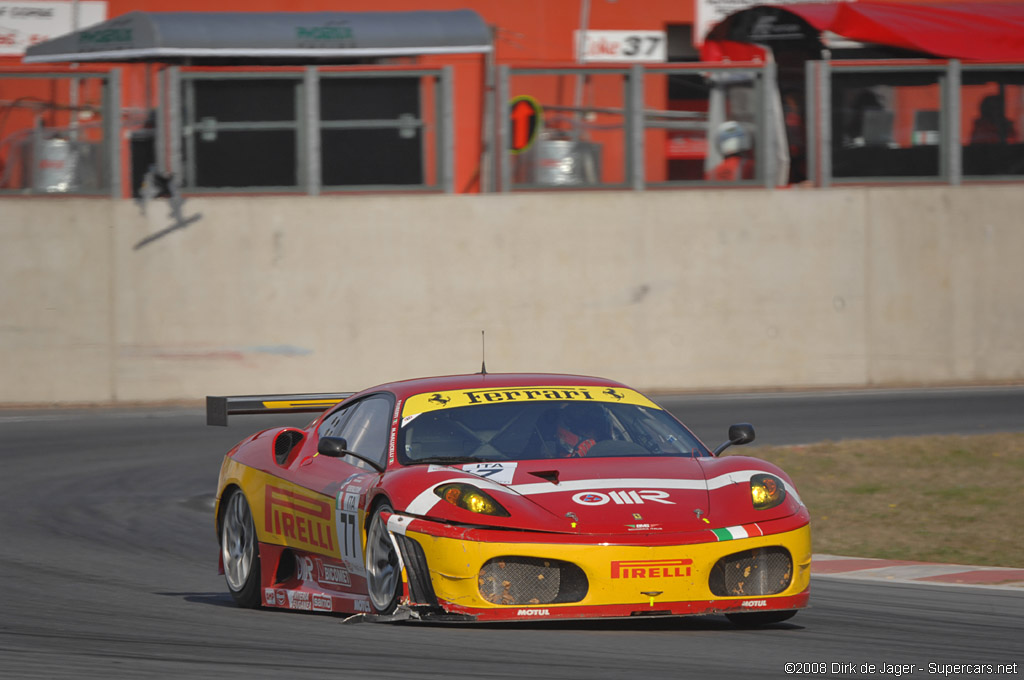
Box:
[750,474,787,510]
[434,483,510,517]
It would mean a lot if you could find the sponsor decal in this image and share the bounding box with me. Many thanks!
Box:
[312,593,333,612]
[388,399,401,465]
[317,559,351,587]
[265,486,335,553]
[740,599,768,608]
[516,608,550,616]
[572,490,674,506]
[275,590,286,607]
[625,523,663,531]
[428,393,450,407]
[296,24,353,42]
[264,588,276,603]
[80,27,130,44]
[335,489,364,575]
[611,559,692,579]
[460,462,518,485]
[287,591,312,611]
[464,388,597,405]
[403,386,658,417]
[353,599,372,613]
[711,524,764,541]
[296,555,315,582]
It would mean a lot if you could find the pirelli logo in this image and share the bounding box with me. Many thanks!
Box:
[611,559,692,579]
[265,485,335,553]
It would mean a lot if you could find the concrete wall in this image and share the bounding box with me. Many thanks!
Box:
[2,185,1022,404]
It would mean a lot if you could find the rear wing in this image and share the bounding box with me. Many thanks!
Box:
[206,393,354,426]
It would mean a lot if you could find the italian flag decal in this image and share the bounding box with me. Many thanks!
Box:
[712,524,764,541]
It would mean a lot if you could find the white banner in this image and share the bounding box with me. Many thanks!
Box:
[694,0,849,47]
[573,30,667,63]
[0,1,106,56]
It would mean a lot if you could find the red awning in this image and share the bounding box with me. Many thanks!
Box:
[704,2,1024,62]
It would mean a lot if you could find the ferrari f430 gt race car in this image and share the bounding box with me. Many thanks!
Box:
[210,373,811,625]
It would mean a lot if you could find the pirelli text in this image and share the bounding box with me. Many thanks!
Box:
[783,662,1019,676]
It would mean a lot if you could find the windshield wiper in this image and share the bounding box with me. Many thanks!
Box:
[408,456,490,466]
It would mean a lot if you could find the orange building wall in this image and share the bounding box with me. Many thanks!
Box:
[91,0,694,64]
[6,0,1013,194]
[1,0,697,194]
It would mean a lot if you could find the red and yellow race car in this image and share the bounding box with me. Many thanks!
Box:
[210,373,810,625]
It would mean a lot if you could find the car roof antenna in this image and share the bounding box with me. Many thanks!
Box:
[480,330,487,375]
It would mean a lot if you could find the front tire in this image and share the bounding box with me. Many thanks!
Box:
[365,502,402,614]
[725,610,797,627]
[221,490,261,608]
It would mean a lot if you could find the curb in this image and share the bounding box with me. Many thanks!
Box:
[811,554,1024,590]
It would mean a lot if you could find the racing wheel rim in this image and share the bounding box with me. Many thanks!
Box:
[222,491,256,592]
[365,503,400,613]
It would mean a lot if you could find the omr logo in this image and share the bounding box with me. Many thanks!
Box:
[572,490,674,506]
[611,559,692,579]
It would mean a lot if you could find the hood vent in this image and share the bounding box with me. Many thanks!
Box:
[529,470,560,485]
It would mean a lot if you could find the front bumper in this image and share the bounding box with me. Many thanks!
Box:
[389,515,812,622]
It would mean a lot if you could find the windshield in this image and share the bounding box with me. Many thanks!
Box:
[398,400,709,464]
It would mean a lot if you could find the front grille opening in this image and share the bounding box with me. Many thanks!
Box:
[709,547,793,597]
[478,556,588,605]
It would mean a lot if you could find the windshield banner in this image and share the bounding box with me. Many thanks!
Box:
[403,385,659,418]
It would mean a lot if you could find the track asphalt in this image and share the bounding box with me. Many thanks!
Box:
[813,554,1024,590]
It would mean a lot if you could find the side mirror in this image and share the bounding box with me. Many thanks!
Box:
[316,436,385,472]
[317,436,350,457]
[712,423,756,456]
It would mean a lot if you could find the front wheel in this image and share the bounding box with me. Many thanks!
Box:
[365,502,402,614]
[221,490,261,608]
[725,610,797,627]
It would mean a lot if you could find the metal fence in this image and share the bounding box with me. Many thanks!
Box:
[1,59,1021,196]
[0,70,122,197]
[156,65,453,195]
[496,62,779,191]
[808,60,1024,186]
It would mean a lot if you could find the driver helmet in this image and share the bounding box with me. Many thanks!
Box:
[715,121,753,157]
[554,404,606,458]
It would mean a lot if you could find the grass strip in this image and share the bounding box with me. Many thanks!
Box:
[749,433,1024,568]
